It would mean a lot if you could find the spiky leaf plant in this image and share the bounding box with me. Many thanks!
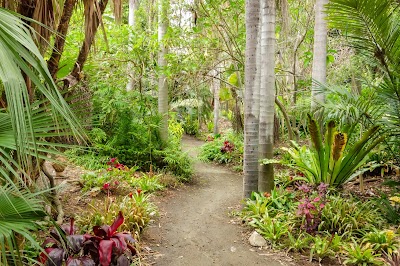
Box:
[272,115,384,187]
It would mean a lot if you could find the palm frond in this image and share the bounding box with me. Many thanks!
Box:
[0,185,46,266]
[0,8,85,182]
[327,0,400,71]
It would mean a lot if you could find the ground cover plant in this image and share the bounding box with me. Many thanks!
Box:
[241,182,399,264]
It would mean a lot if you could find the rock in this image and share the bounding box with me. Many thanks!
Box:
[249,231,267,247]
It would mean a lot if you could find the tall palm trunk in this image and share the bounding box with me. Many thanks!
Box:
[126,0,139,91]
[212,68,220,135]
[311,0,328,111]
[243,0,260,198]
[158,0,169,143]
[258,0,276,193]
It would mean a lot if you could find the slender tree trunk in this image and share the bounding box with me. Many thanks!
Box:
[126,0,139,91]
[258,0,276,193]
[158,0,169,143]
[66,0,108,87]
[48,0,77,79]
[311,0,328,111]
[243,0,260,198]
[212,69,220,135]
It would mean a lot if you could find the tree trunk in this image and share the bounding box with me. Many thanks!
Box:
[47,0,77,79]
[243,0,260,198]
[311,0,328,111]
[258,0,276,193]
[212,69,220,135]
[65,0,109,87]
[126,0,139,91]
[158,0,169,143]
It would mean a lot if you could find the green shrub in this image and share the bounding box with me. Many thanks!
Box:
[199,131,243,165]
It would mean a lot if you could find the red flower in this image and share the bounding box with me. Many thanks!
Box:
[128,192,133,198]
[116,163,125,170]
[136,189,142,195]
[107,167,113,171]
[114,181,119,186]
[110,158,117,163]
[263,192,271,198]
[103,183,110,190]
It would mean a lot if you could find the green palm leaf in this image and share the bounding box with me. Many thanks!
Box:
[0,185,47,265]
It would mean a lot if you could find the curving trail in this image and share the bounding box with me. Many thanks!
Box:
[143,135,288,266]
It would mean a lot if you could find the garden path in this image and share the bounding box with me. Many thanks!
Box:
[143,135,290,266]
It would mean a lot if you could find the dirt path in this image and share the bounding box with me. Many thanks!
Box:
[143,136,290,266]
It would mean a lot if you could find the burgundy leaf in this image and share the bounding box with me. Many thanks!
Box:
[61,219,77,236]
[39,247,54,264]
[45,248,65,266]
[110,235,127,254]
[80,256,96,266]
[66,256,96,266]
[99,240,115,266]
[93,226,108,238]
[83,241,100,264]
[100,225,111,237]
[120,233,136,244]
[66,257,81,266]
[126,243,137,256]
[109,211,124,236]
[42,238,58,248]
[67,234,85,253]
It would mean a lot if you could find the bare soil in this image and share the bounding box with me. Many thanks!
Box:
[141,135,293,266]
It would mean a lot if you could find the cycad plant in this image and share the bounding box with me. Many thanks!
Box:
[279,114,384,187]
[327,0,400,137]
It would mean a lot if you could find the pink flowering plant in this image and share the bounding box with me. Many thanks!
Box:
[296,183,329,234]
[106,158,126,171]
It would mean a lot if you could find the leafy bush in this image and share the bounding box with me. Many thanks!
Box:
[70,88,192,179]
[199,131,243,166]
[77,192,157,234]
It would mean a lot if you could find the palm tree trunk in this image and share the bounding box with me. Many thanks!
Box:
[212,69,220,135]
[243,0,260,198]
[158,0,169,143]
[126,0,139,91]
[311,0,328,111]
[48,0,77,79]
[258,0,276,193]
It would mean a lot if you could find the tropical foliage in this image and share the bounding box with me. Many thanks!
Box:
[264,114,384,187]
[0,7,85,266]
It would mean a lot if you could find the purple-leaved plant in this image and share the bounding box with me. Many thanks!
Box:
[296,183,328,234]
